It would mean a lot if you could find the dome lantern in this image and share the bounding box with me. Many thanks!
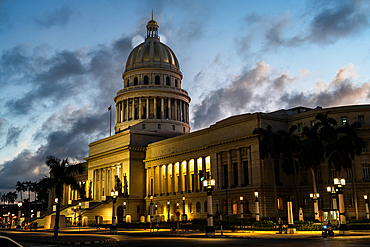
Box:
[146,11,159,41]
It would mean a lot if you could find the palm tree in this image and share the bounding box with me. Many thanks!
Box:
[24,181,33,218]
[1,193,6,205]
[278,125,301,217]
[315,111,337,142]
[15,181,26,203]
[39,156,83,238]
[253,125,281,219]
[6,191,17,204]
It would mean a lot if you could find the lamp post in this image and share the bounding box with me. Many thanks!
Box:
[73,207,76,225]
[155,204,158,218]
[31,209,34,218]
[150,196,153,227]
[203,175,215,236]
[364,195,369,219]
[254,190,259,221]
[110,189,118,234]
[327,186,332,210]
[240,197,244,219]
[123,201,126,222]
[309,192,320,222]
[182,196,187,221]
[16,202,22,230]
[167,201,170,222]
[78,202,82,226]
[334,177,349,235]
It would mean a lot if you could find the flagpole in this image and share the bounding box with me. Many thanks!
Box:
[110,107,112,136]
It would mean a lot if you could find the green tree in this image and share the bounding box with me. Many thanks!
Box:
[278,125,301,217]
[253,125,281,219]
[39,156,83,238]
[6,191,17,204]
[15,181,26,202]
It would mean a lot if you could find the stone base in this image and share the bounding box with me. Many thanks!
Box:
[206,226,215,236]
[339,230,350,235]
[286,228,296,234]
[205,231,215,236]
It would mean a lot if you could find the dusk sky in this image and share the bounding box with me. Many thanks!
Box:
[1,0,370,194]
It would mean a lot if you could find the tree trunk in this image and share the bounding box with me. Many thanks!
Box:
[291,150,300,219]
[271,159,279,219]
[352,163,358,220]
[54,201,61,238]
[311,168,317,193]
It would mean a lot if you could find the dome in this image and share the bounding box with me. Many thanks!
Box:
[125,40,180,73]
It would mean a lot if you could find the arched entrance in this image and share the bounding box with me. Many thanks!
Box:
[117,206,123,223]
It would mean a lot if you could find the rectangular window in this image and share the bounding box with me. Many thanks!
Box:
[298,123,303,132]
[316,169,322,184]
[358,115,364,124]
[223,164,228,187]
[233,162,238,186]
[341,116,347,126]
[137,206,140,214]
[363,164,370,182]
[347,168,353,181]
[302,170,307,183]
[362,143,368,152]
[330,168,337,181]
[243,160,249,185]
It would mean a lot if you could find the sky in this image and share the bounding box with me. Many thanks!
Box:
[1,0,370,195]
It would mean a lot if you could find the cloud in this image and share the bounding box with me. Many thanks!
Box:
[237,0,370,54]
[34,6,76,28]
[5,126,22,146]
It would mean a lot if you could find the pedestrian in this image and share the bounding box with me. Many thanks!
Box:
[278,217,283,234]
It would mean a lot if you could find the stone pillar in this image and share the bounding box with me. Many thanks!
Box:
[174,99,177,121]
[217,153,222,189]
[116,103,119,124]
[172,164,175,195]
[139,97,142,119]
[186,160,190,193]
[237,149,243,186]
[168,98,171,120]
[132,97,135,120]
[154,97,157,119]
[146,169,150,197]
[161,97,164,119]
[120,164,124,194]
[99,168,102,199]
[110,167,114,193]
[158,165,162,196]
[227,151,232,188]
[104,168,107,196]
[179,162,183,194]
[146,97,150,119]
[180,101,183,122]
[126,98,129,121]
[165,165,169,195]
[248,147,253,185]
[152,166,156,196]
[94,170,97,200]
[194,159,198,192]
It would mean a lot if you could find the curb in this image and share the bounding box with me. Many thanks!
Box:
[1,235,113,245]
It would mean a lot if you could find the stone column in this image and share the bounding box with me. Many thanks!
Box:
[146,169,150,197]
[158,165,162,196]
[194,159,198,192]
[161,97,164,119]
[99,168,102,199]
[132,97,135,120]
[179,162,183,194]
[237,149,243,186]
[146,97,150,119]
[126,99,129,121]
[139,97,142,119]
[172,164,175,195]
[120,164,124,194]
[174,99,178,121]
[168,98,171,120]
[152,166,156,196]
[116,103,119,124]
[94,170,97,200]
[248,147,253,185]
[154,97,157,119]
[165,164,169,195]
[217,153,222,189]
[180,101,183,122]
[104,168,107,196]
[186,160,190,193]
[227,151,232,188]
[110,167,114,192]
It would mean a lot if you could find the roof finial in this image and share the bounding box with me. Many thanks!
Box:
[152,9,153,20]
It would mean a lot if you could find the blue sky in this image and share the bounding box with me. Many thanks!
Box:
[1,0,370,194]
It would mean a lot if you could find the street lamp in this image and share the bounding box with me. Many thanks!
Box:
[182,196,187,221]
[364,195,369,219]
[309,192,320,222]
[16,202,22,230]
[110,189,118,233]
[240,197,244,219]
[327,186,332,210]
[73,207,77,225]
[78,202,82,226]
[334,177,348,235]
[167,201,170,222]
[123,201,126,222]
[254,190,259,221]
[150,195,154,227]
[203,174,215,236]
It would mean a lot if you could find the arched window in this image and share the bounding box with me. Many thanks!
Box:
[142,124,145,130]
[222,199,227,215]
[196,202,201,213]
[134,77,138,86]
[232,199,238,215]
[155,75,160,85]
[172,125,175,131]
[144,75,149,85]
[175,79,178,87]
[166,76,170,86]
[158,124,161,129]
[188,202,193,213]
[125,79,129,87]
[204,201,207,212]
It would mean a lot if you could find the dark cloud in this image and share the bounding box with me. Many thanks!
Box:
[5,126,22,146]
[34,6,76,29]
[237,1,370,54]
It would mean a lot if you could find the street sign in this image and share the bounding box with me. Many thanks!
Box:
[176,211,180,217]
